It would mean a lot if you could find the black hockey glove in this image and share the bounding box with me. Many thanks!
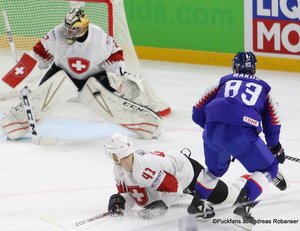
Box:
[108,194,126,216]
[269,142,285,164]
[138,200,168,219]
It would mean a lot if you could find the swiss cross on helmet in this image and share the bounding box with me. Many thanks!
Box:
[232,51,257,75]
[63,8,89,44]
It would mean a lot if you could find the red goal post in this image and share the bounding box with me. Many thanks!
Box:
[81,0,114,36]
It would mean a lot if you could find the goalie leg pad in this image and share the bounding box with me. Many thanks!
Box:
[78,77,162,139]
[1,71,78,140]
[1,104,30,140]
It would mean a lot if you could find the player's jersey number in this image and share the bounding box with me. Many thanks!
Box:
[224,80,262,106]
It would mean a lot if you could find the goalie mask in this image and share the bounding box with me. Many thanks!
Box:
[104,133,134,164]
[63,8,89,44]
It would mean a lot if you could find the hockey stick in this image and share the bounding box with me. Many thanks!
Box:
[1,10,21,99]
[40,212,110,229]
[2,10,18,62]
[21,86,57,146]
[71,212,109,227]
[285,155,300,163]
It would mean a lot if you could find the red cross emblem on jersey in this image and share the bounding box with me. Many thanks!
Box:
[128,186,148,206]
[68,57,90,74]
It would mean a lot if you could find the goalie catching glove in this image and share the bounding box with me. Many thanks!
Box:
[108,194,126,216]
[269,142,285,164]
[106,71,143,101]
[78,77,162,139]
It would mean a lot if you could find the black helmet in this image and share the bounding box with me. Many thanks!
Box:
[232,51,257,75]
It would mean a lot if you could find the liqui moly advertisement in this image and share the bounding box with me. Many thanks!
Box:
[245,0,300,59]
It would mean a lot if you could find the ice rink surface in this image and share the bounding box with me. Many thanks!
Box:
[0,58,300,231]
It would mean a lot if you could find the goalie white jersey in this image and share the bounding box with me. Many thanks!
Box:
[113,149,194,209]
[33,23,126,80]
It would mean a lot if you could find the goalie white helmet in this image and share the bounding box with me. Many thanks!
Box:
[104,133,134,163]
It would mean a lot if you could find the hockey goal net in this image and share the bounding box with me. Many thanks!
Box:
[0,0,170,115]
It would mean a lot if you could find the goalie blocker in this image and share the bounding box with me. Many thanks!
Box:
[2,52,42,90]
[0,71,161,140]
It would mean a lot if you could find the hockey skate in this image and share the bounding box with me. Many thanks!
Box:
[272,171,287,191]
[187,193,215,219]
[233,188,257,230]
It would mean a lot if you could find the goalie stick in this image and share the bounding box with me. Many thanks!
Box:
[21,86,57,146]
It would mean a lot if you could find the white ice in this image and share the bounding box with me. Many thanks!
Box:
[0,56,299,231]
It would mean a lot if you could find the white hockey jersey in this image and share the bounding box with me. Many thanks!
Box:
[33,23,127,80]
[113,149,194,210]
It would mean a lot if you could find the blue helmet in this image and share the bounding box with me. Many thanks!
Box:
[232,51,257,75]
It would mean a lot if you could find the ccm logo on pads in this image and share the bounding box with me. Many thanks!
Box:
[123,101,145,112]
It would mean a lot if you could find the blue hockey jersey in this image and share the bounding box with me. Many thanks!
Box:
[192,73,281,147]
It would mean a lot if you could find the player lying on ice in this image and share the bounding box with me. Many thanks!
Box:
[190,51,286,228]
[0,8,167,140]
[104,133,232,219]
[104,132,286,221]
